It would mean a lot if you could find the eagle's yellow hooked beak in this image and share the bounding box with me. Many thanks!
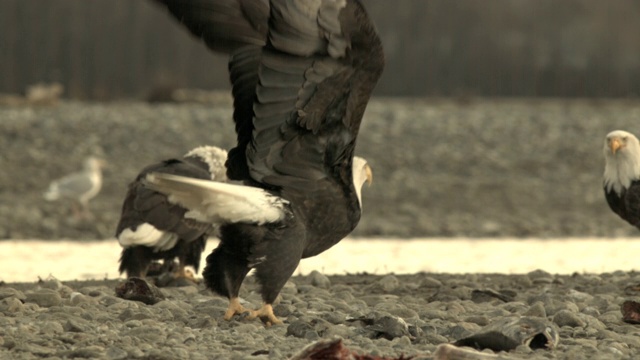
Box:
[364,164,373,186]
[610,138,622,154]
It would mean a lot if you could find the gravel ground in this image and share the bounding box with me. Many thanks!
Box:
[2,97,640,240]
[3,98,640,359]
[2,270,640,359]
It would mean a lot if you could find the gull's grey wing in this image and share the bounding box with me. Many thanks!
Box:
[49,172,95,199]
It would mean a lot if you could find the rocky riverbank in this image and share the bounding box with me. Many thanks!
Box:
[2,270,640,359]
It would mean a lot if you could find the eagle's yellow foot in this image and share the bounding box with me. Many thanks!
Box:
[246,303,282,326]
[224,297,250,321]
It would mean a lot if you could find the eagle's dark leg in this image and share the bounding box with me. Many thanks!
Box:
[177,236,207,281]
[248,259,300,326]
[203,242,252,321]
[249,232,305,326]
[119,247,152,278]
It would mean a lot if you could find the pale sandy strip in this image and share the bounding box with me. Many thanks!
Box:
[0,238,638,283]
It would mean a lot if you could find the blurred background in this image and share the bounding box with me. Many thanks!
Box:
[3,0,640,99]
[2,0,640,240]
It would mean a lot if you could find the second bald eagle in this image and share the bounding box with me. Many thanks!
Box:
[603,130,640,230]
[149,0,384,325]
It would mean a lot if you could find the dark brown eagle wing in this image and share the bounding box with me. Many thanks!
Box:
[116,159,213,242]
[152,0,385,197]
[152,0,269,53]
[244,0,385,196]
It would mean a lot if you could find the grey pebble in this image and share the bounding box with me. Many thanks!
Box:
[1,270,640,359]
[553,309,586,328]
[15,345,56,357]
[527,269,554,284]
[25,289,62,307]
[0,296,24,313]
[100,295,125,306]
[368,314,411,340]
[64,317,93,332]
[581,306,600,317]
[463,315,490,326]
[39,321,64,335]
[524,301,547,318]
[126,325,166,342]
[377,274,400,292]
[106,346,129,360]
[323,299,354,312]
[321,310,346,324]
[309,270,331,288]
[39,276,64,290]
[274,303,295,318]
[69,291,96,306]
[421,276,443,288]
[0,288,26,301]
[375,302,419,319]
[63,345,106,358]
[296,285,330,297]
[360,294,400,306]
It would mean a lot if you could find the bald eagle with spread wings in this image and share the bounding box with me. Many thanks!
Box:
[148,0,384,325]
[603,130,640,229]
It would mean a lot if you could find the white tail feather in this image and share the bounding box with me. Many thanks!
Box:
[144,173,288,225]
[118,223,179,252]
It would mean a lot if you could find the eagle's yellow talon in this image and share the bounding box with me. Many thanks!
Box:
[246,303,282,326]
[224,297,249,321]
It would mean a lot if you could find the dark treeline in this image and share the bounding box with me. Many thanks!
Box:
[2,0,640,100]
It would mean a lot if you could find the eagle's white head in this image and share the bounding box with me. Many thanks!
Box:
[603,130,640,195]
[185,146,229,182]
